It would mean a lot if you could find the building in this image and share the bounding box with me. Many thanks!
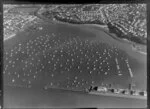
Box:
[122,89,130,95]
[128,83,135,90]
[129,83,132,90]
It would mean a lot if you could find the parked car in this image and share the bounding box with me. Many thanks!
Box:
[109,88,114,93]
[139,91,147,97]
[114,89,120,94]
[143,91,147,97]
[97,86,107,92]
[85,86,96,92]
[122,89,129,95]
[87,85,107,92]
[130,90,139,96]
[114,89,124,94]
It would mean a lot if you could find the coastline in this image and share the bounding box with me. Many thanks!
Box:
[3,6,147,108]
[79,23,147,55]
[89,91,147,100]
[4,6,147,56]
[4,86,147,108]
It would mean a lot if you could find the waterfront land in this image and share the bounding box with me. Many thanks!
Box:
[4,4,147,55]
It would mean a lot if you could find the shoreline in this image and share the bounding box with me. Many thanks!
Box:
[89,91,147,100]
[42,87,147,100]
[4,86,147,108]
[4,6,147,56]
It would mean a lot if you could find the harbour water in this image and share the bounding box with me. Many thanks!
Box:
[3,5,147,108]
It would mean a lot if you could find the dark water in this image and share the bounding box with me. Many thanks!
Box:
[3,6,147,108]
[4,86,147,108]
[4,21,146,90]
[3,19,147,108]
